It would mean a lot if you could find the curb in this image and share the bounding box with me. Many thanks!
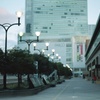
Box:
[0,85,50,97]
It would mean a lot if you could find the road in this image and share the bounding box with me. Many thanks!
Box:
[0,78,100,100]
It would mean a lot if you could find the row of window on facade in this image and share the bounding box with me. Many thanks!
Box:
[36,6,84,12]
[74,68,86,72]
[26,24,84,33]
[34,11,85,16]
[87,56,99,70]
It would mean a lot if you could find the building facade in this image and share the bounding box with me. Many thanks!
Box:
[88,24,95,36]
[85,15,100,80]
[25,0,88,37]
[72,36,89,76]
[18,0,88,76]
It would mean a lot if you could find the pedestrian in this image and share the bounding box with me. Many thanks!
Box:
[92,75,96,83]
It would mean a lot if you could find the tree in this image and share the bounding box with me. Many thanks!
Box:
[6,48,36,88]
[33,53,55,76]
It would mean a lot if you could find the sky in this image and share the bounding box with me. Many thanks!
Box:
[0,0,100,50]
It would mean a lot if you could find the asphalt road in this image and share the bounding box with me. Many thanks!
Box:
[0,78,100,100]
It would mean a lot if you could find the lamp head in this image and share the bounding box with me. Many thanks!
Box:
[59,56,61,60]
[33,43,36,47]
[51,56,54,59]
[48,54,50,57]
[16,11,23,18]
[35,31,41,36]
[45,42,49,46]
[42,49,45,53]
[52,49,55,53]
[56,54,59,57]
[19,32,24,37]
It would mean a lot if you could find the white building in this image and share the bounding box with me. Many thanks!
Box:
[72,36,89,76]
[88,24,96,36]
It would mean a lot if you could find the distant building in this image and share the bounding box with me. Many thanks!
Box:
[72,35,89,76]
[88,25,95,36]
[18,0,88,77]
[25,0,88,37]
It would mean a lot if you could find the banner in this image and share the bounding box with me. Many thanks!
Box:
[76,44,83,62]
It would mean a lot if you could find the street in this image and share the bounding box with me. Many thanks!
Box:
[0,78,100,100]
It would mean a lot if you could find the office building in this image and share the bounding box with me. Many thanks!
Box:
[18,0,88,76]
[88,24,95,36]
[25,0,88,37]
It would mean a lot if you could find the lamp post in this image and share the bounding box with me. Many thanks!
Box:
[33,42,49,54]
[18,31,41,53]
[0,11,22,89]
[0,11,22,59]
[48,49,55,57]
[51,54,61,62]
[19,31,41,88]
[48,50,61,62]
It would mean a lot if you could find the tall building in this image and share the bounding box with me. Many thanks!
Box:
[72,35,89,76]
[18,0,88,76]
[25,0,88,37]
[88,24,95,36]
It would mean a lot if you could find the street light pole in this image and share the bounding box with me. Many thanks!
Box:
[18,31,41,88]
[33,42,49,54]
[19,31,41,53]
[0,11,22,59]
[0,11,22,89]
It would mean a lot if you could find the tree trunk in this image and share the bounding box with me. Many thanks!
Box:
[3,73,7,89]
[18,74,22,89]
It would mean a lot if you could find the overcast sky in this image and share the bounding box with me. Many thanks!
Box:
[0,0,100,50]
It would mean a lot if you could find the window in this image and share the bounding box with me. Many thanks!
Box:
[66,44,72,47]
[66,58,72,62]
[42,27,48,29]
[37,8,41,10]
[26,24,31,33]
[61,16,66,18]
[41,30,48,33]
[64,13,67,15]
[80,10,84,12]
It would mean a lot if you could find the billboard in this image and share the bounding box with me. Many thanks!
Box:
[76,44,83,62]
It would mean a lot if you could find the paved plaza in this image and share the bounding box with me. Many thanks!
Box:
[0,77,100,100]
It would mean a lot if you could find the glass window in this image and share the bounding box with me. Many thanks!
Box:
[26,24,31,33]
[66,44,72,47]
[61,16,66,18]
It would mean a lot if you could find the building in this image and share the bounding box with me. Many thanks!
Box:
[88,24,95,36]
[18,0,88,76]
[72,35,89,76]
[85,15,100,80]
[25,0,88,37]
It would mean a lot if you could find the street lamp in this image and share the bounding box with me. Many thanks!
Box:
[18,31,40,88]
[48,50,61,62]
[35,31,41,42]
[33,42,49,54]
[0,11,22,59]
[18,31,41,53]
[58,56,61,61]
[0,11,23,89]
[48,49,55,57]
[52,49,55,55]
